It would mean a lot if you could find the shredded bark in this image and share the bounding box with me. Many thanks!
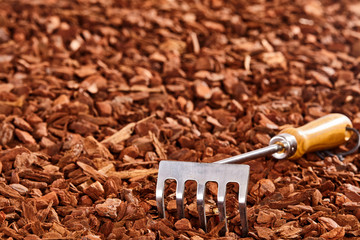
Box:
[0,0,359,239]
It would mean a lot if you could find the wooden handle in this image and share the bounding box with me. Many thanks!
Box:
[280,113,353,159]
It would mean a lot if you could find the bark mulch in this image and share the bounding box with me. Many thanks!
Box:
[0,0,359,239]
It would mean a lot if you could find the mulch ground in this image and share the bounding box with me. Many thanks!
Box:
[0,0,359,239]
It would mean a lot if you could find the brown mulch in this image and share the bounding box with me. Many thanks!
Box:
[0,0,359,239]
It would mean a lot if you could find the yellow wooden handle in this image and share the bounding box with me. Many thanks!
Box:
[280,113,352,159]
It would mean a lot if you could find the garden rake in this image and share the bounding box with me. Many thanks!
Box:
[156,113,356,236]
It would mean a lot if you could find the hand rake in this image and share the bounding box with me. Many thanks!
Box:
[156,113,355,236]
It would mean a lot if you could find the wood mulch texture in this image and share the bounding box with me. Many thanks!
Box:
[0,0,359,239]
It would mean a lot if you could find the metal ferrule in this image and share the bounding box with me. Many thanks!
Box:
[269,133,297,159]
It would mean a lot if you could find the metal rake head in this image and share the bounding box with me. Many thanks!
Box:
[156,160,250,236]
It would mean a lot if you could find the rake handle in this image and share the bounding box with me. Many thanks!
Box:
[217,113,353,164]
[280,113,352,159]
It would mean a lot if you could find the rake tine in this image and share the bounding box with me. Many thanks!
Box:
[176,180,185,219]
[156,179,166,218]
[217,183,227,235]
[239,184,248,237]
[197,182,207,231]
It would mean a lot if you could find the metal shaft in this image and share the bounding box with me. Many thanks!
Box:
[215,144,284,164]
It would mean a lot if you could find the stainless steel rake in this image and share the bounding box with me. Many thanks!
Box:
[156,161,250,235]
[156,113,354,236]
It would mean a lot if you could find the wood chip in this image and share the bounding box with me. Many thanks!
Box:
[76,161,107,183]
[149,131,167,159]
[107,168,158,180]
[95,198,121,219]
[14,129,36,144]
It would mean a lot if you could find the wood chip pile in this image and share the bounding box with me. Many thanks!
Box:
[0,0,359,239]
